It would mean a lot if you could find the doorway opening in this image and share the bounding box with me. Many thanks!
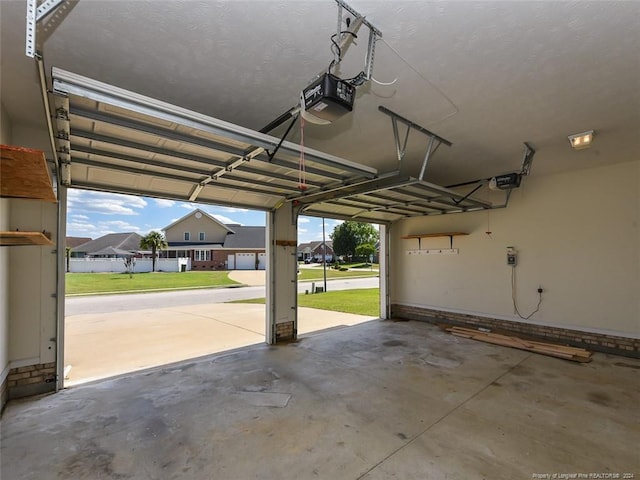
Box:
[63,189,268,386]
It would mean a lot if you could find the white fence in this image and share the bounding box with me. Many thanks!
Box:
[69,258,191,273]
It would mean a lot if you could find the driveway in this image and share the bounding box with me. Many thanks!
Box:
[64,293,377,386]
[228,270,266,286]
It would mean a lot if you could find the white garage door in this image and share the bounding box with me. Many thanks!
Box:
[235,253,255,270]
[258,253,267,270]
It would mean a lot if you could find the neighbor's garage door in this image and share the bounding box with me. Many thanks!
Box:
[258,253,267,270]
[235,253,255,270]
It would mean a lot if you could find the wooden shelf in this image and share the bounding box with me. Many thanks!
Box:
[402,232,468,250]
[1,144,57,202]
[0,231,54,247]
[401,232,468,239]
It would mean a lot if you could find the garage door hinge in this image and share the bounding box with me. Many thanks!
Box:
[55,107,69,120]
[50,293,57,298]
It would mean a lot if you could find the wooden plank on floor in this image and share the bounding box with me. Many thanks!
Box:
[445,326,593,362]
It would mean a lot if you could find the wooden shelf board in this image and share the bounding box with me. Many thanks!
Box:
[1,144,57,203]
[401,232,468,239]
[0,231,54,246]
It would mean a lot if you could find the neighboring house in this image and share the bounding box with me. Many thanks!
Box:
[297,241,334,263]
[72,232,144,258]
[162,209,266,270]
[66,236,92,250]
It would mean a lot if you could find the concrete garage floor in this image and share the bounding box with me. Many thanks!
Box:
[2,320,639,479]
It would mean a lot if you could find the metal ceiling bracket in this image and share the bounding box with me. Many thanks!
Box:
[26,0,67,57]
[330,0,380,84]
[334,3,343,67]
[380,106,452,182]
[379,106,452,148]
[364,27,378,81]
[391,117,411,164]
[418,136,437,181]
[26,0,37,57]
[335,0,382,37]
[520,142,536,176]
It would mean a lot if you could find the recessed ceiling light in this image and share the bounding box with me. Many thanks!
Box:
[568,130,594,150]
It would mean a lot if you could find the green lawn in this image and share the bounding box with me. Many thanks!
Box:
[297,268,378,281]
[66,271,240,295]
[232,288,380,317]
[66,269,378,296]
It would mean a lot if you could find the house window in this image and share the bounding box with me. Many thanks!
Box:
[194,250,210,261]
[184,232,190,241]
[199,232,205,241]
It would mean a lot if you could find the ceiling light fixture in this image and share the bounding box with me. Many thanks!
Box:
[568,130,594,150]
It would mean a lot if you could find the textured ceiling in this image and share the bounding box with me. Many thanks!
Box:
[1,0,639,188]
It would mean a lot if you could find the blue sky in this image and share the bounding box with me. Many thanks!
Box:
[66,189,344,244]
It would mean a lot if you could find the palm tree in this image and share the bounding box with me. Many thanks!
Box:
[65,247,72,273]
[140,231,168,272]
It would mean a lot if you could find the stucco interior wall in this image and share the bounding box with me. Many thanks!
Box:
[1,102,13,385]
[390,160,639,337]
[7,125,58,367]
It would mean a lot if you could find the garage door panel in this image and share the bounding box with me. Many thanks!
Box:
[149,178,194,195]
[87,167,137,187]
[235,253,255,270]
[52,68,381,215]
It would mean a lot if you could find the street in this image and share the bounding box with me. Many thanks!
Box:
[65,276,379,316]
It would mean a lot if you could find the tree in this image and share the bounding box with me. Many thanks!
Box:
[330,221,379,261]
[140,231,168,272]
[123,256,136,278]
[355,243,375,264]
[65,247,72,273]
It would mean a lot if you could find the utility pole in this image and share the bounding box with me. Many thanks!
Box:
[322,217,327,293]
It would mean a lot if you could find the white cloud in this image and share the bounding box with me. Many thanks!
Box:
[67,221,97,236]
[298,228,308,234]
[179,203,197,210]
[141,226,165,235]
[212,214,242,225]
[100,220,142,231]
[298,217,310,224]
[66,218,143,238]
[68,190,146,216]
[219,206,249,213]
[154,199,175,208]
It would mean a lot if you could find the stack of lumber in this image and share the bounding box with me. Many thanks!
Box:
[444,326,593,363]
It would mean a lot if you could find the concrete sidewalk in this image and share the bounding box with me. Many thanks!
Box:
[64,303,375,386]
